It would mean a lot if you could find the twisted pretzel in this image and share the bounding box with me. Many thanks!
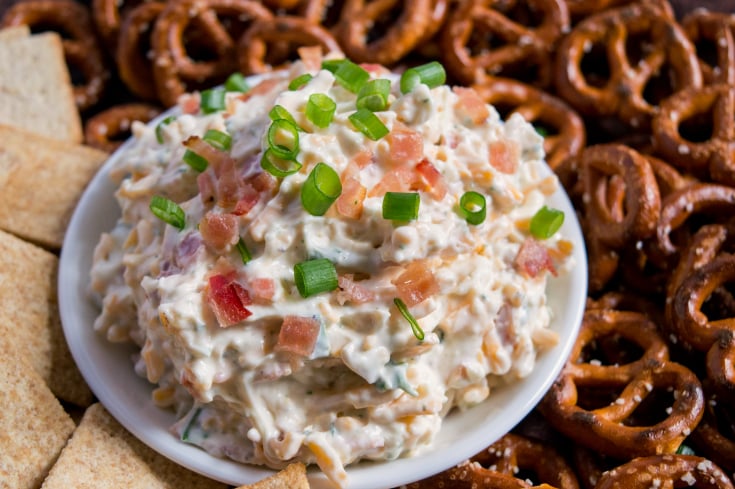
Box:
[578,144,661,249]
[84,103,162,153]
[472,77,586,170]
[682,9,735,86]
[594,454,734,489]
[116,1,165,101]
[237,16,341,75]
[653,83,735,185]
[151,0,273,107]
[554,2,701,129]
[1,0,109,111]
[441,0,569,87]
[93,0,165,52]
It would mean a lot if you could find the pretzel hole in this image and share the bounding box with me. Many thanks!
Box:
[701,285,735,322]
[366,4,404,44]
[642,62,677,107]
[580,333,644,367]
[692,35,720,71]
[469,28,510,56]
[183,29,222,63]
[622,387,676,427]
[577,384,626,410]
[499,1,546,29]
[625,30,656,68]
[678,110,714,143]
[580,42,610,88]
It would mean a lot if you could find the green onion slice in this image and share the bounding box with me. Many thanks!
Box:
[203,129,232,151]
[236,237,252,264]
[333,59,370,93]
[382,192,419,221]
[301,162,342,216]
[200,87,226,114]
[225,73,250,93]
[289,73,313,90]
[357,78,391,112]
[676,444,696,455]
[155,115,176,144]
[400,61,446,94]
[349,108,389,140]
[269,105,298,126]
[458,191,487,225]
[267,119,300,160]
[394,298,424,341]
[307,93,336,128]
[183,149,208,172]
[321,58,343,73]
[150,195,185,230]
[294,258,338,298]
[530,205,565,239]
[260,148,302,178]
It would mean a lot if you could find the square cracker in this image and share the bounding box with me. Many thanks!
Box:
[0,30,81,143]
[0,350,75,489]
[0,25,30,40]
[41,403,231,489]
[0,124,108,249]
[234,463,310,489]
[0,228,94,406]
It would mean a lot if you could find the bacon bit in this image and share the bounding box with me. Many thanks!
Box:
[496,303,515,344]
[385,126,423,166]
[215,157,242,208]
[413,159,447,200]
[232,186,260,216]
[336,275,376,305]
[392,261,440,307]
[199,212,239,253]
[298,45,323,71]
[248,171,276,192]
[351,150,374,169]
[488,140,520,174]
[206,272,252,327]
[197,170,216,204]
[250,277,275,303]
[514,238,557,278]
[239,78,281,102]
[179,93,200,114]
[336,176,367,219]
[275,316,320,356]
[360,63,387,75]
[453,86,490,125]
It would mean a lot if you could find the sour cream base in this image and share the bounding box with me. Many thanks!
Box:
[88,60,575,489]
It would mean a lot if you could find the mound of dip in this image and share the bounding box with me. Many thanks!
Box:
[90,54,573,488]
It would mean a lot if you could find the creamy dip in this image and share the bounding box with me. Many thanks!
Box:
[90,55,572,488]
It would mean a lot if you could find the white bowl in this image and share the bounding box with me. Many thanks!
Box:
[59,108,588,489]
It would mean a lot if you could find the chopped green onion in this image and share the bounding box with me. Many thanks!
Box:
[400,61,446,94]
[307,93,336,128]
[267,119,300,160]
[530,205,565,239]
[394,298,424,341]
[183,149,208,172]
[534,125,550,137]
[236,237,252,264]
[294,258,338,298]
[321,58,343,73]
[260,148,302,178]
[357,78,391,112]
[269,105,298,126]
[458,191,487,225]
[301,162,342,216]
[200,87,226,114]
[203,129,231,151]
[181,408,202,442]
[289,73,313,90]
[333,59,370,93]
[155,115,176,144]
[150,195,185,230]
[349,108,389,140]
[676,444,696,455]
[382,192,419,221]
[225,72,250,92]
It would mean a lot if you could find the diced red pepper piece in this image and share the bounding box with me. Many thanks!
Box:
[206,272,252,327]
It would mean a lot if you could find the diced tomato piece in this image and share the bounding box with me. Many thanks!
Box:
[250,277,275,302]
[336,176,367,219]
[488,140,520,174]
[385,126,423,166]
[369,166,414,197]
[336,275,375,305]
[453,86,490,125]
[275,316,320,356]
[199,212,239,253]
[179,93,200,114]
[392,261,440,307]
[206,272,252,327]
[514,238,557,278]
[413,159,447,200]
[351,150,374,169]
[298,45,323,71]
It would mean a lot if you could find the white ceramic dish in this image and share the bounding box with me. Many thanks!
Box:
[59,107,588,489]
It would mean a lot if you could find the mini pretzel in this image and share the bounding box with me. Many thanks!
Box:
[690,383,735,474]
[92,0,165,52]
[441,0,569,87]
[116,1,165,102]
[653,83,735,185]
[151,0,273,107]
[554,2,701,129]
[594,454,734,489]
[472,77,586,170]
[2,0,109,111]
[564,0,674,20]
[578,144,661,249]
[237,16,341,75]
[682,9,735,86]
[335,0,434,66]
[707,330,735,407]
[84,103,162,153]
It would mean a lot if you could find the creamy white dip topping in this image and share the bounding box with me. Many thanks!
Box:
[90,57,572,488]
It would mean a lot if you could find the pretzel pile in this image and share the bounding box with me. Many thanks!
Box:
[2,0,735,487]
